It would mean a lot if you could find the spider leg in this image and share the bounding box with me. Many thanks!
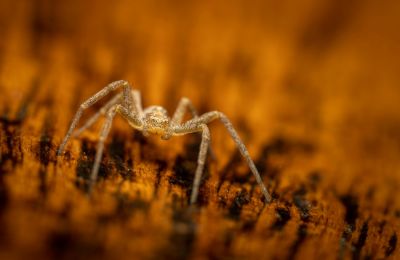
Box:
[89,104,121,192]
[57,80,136,155]
[74,89,144,137]
[190,124,210,204]
[73,93,123,137]
[88,103,144,191]
[132,90,144,118]
[174,111,272,203]
[171,97,216,160]
[171,97,198,124]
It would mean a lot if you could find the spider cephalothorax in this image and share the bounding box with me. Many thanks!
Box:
[142,106,170,136]
[57,80,271,204]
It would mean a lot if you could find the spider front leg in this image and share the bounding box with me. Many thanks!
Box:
[73,92,123,137]
[74,90,143,137]
[175,111,272,203]
[190,124,211,204]
[57,80,136,155]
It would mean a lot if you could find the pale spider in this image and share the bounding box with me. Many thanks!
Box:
[57,80,271,204]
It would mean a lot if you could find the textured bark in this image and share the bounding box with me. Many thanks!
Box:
[0,0,399,259]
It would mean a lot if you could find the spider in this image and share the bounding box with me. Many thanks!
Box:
[57,80,271,204]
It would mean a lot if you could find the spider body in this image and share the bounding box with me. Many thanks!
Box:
[142,106,170,137]
[57,80,271,204]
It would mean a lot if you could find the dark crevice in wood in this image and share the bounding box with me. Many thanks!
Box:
[170,155,196,193]
[170,138,210,205]
[0,119,23,169]
[272,207,291,231]
[338,194,360,259]
[352,221,368,260]
[395,210,400,218]
[109,132,135,180]
[38,131,53,167]
[228,190,250,221]
[0,114,24,213]
[385,232,397,257]
[132,131,156,161]
[153,158,167,198]
[109,133,126,172]
[38,167,48,198]
[37,110,56,198]
[0,78,37,170]
[122,157,135,182]
[75,140,109,193]
[293,186,311,222]
[0,160,8,214]
[0,116,23,126]
[340,194,359,231]
[339,227,352,260]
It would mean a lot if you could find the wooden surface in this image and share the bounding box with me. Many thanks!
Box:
[0,0,400,259]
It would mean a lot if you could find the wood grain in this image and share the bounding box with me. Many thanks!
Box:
[0,0,399,259]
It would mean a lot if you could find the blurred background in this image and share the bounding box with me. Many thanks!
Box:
[0,0,399,259]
